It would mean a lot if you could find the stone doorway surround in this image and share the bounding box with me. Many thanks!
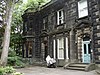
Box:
[76,27,92,63]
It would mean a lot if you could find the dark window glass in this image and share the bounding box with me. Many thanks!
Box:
[59,11,61,17]
[88,44,91,54]
[84,44,86,54]
[59,20,62,24]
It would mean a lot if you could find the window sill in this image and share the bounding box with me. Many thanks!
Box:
[77,16,88,20]
[56,23,65,27]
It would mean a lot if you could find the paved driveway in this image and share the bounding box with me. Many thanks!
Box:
[16,66,97,75]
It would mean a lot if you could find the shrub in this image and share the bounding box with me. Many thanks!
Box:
[0,66,23,75]
[7,48,25,67]
[0,67,5,75]
[4,66,15,73]
[8,56,25,67]
[8,57,16,66]
[13,72,23,75]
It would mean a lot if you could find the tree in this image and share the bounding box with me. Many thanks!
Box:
[25,0,50,12]
[0,0,16,66]
[10,0,24,55]
[0,0,50,66]
[10,0,50,53]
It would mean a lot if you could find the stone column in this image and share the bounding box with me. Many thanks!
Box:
[70,28,77,62]
[32,39,35,60]
[41,43,45,61]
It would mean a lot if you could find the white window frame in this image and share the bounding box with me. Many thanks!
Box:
[57,38,64,59]
[78,0,88,18]
[57,9,64,25]
[66,37,69,59]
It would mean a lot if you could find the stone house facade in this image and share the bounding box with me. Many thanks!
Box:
[22,0,100,66]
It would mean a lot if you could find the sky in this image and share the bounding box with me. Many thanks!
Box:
[23,0,28,3]
[23,0,51,3]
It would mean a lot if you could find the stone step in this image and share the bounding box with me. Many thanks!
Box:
[96,69,100,75]
[64,63,95,71]
[66,63,87,71]
[66,66,85,71]
[69,64,88,68]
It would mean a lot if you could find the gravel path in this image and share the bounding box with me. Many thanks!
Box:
[16,66,97,75]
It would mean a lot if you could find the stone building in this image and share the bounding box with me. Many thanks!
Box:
[22,0,100,67]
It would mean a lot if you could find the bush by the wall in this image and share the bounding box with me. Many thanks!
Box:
[7,48,25,67]
[0,67,5,75]
[0,66,23,75]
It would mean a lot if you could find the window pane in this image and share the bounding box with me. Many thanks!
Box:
[88,44,91,54]
[59,20,62,24]
[79,0,87,9]
[59,48,64,59]
[78,0,88,18]
[59,11,61,17]
[57,38,64,59]
[84,44,86,54]
[57,10,64,25]
[28,41,32,57]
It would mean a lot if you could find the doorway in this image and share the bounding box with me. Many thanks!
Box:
[44,45,48,60]
[43,40,48,61]
[82,37,91,63]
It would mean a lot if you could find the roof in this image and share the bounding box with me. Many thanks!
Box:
[41,0,57,9]
[24,0,57,14]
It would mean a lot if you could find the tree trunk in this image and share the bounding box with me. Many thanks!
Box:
[0,0,15,66]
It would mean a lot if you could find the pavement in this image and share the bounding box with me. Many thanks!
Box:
[16,66,98,75]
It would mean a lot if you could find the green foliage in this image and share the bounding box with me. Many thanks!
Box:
[8,57,17,66]
[15,58,25,67]
[8,48,17,66]
[0,66,15,75]
[10,0,50,55]
[7,48,25,67]
[0,67,5,75]
[0,67,23,75]
[7,0,51,67]
[8,48,16,57]
[4,66,15,73]
[25,0,50,12]
[8,56,25,67]
[13,72,23,75]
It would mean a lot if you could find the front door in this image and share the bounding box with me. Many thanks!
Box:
[82,41,91,63]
